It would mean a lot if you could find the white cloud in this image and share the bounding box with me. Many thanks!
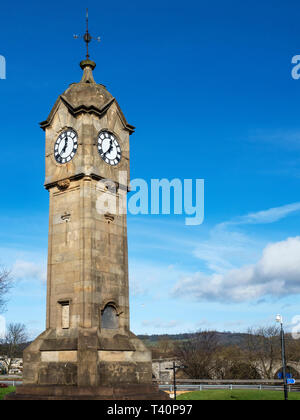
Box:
[172,236,300,304]
[12,260,47,284]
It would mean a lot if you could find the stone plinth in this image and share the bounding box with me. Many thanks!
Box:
[5,384,169,400]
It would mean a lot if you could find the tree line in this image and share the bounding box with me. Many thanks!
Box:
[151,329,300,380]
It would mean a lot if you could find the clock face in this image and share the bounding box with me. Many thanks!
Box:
[54,129,78,164]
[97,131,122,166]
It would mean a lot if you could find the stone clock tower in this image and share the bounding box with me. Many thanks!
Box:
[8,27,168,400]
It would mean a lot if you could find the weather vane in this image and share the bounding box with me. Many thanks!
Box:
[74,9,100,60]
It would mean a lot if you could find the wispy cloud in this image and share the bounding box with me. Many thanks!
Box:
[250,129,300,150]
[129,260,185,300]
[141,318,181,330]
[12,260,47,284]
[220,202,300,227]
[193,202,300,275]
[193,227,258,273]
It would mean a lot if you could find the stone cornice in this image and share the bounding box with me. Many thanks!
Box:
[45,173,130,192]
[40,95,135,134]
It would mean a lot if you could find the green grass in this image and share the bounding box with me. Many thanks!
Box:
[177,389,300,401]
[0,387,15,401]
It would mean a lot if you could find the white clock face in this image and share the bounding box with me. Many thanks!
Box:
[97,131,122,166]
[54,129,78,164]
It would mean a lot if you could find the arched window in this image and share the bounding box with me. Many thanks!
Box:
[101,304,118,329]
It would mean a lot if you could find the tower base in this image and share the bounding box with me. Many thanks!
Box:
[22,329,155,388]
[5,384,169,400]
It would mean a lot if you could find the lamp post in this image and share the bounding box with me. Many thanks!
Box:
[165,362,187,400]
[276,314,288,401]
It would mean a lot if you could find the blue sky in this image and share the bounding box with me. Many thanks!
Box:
[1,0,300,338]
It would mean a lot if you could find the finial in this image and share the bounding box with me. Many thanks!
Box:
[74,8,101,61]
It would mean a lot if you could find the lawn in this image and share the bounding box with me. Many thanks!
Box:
[0,387,15,401]
[1,387,299,401]
[177,389,300,401]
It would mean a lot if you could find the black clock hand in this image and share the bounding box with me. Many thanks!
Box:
[104,140,114,156]
[62,136,69,153]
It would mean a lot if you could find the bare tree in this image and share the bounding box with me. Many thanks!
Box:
[0,323,28,374]
[213,345,261,379]
[152,337,175,359]
[0,267,12,314]
[246,326,281,379]
[285,334,300,363]
[175,331,219,379]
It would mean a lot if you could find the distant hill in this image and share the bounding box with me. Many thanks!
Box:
[137,332,250,348]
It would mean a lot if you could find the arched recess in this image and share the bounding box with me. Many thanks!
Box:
[101,303,119,330]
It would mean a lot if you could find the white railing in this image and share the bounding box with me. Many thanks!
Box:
[159,384,297,393]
